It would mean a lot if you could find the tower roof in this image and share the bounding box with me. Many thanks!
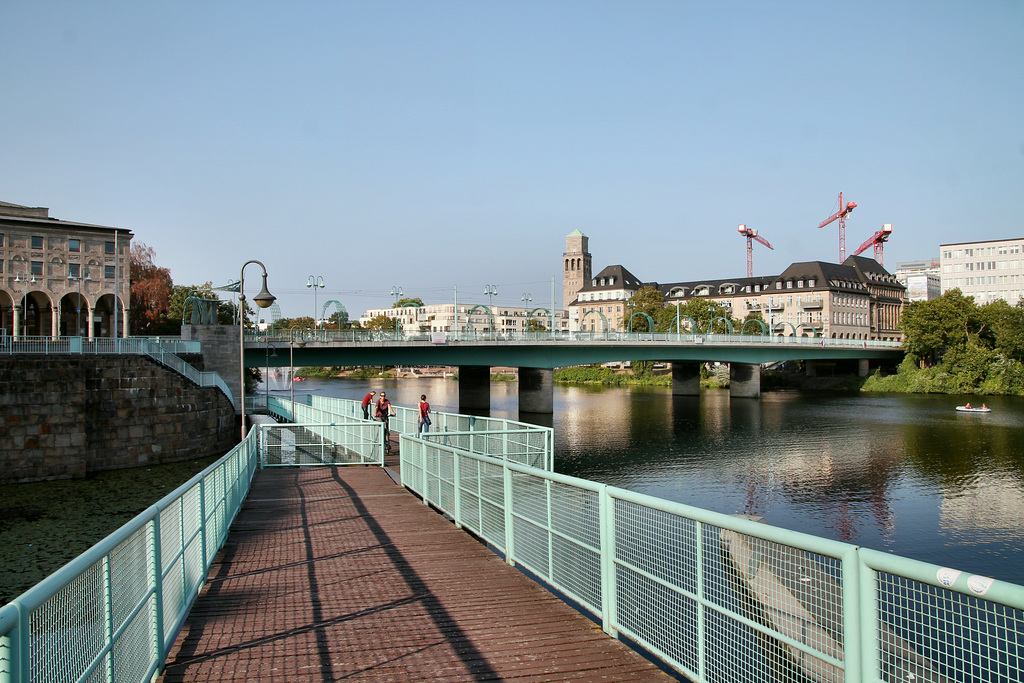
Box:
[566,229,587,238]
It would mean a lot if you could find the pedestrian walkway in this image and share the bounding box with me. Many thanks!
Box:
[159,466,671,681]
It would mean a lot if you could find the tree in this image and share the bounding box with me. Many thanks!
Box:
[900,289,977,360]
[527,319,547,331]
[129,243,173,335]
[362,314,393,330]
[624,287,664,332]
[393,297,424,308]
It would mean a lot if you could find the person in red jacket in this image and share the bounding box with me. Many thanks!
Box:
[417,394,431,435]
[361,391,376,420]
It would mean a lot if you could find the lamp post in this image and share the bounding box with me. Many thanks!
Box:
[484,284,498,334]
[239,260,276,441]
[14,273,36,340]
[307,275,324,331]
[390,286,403,336]
[67,269,92,336]
[521,292,532,334]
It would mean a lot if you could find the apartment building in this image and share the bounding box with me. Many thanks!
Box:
[1,201,132,338]
[940,238,1024,305]
[894,258,941,302]
[359,302,569,334]
[562,231,906,340]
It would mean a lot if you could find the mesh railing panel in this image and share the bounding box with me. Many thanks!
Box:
[111,597,156,683]
[109,527,152,633]
[28,560,106,683]
[875,572,1024,682]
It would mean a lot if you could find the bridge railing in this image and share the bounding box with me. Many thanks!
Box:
[400,436,1024,683]
[0,335,231,405]
[0,432,259,683]
[263,396,384,466]
[248,328,902,348]
[304,395,554,470]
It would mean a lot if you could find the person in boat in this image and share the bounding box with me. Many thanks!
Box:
[982,403,988,410]
[965,403,972,409]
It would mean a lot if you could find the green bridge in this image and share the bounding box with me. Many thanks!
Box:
[239,329,904,412]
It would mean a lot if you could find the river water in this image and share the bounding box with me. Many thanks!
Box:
[275,377,1024,586]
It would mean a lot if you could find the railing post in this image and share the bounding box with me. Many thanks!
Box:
[152,514,165,672]
[198,476,208,573]
[840,546,862,683]
[858,553,878,683]
[598,485,617,637]
[503,462,515,567]
[103,554,114,683]
[452,449,462,529]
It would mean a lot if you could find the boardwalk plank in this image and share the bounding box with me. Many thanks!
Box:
[160,467,672,682]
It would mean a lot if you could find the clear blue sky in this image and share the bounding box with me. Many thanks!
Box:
[2,1,1022,318]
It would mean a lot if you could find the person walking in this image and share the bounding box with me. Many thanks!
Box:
[375,391,397,453]
[361,390,376,420]
[417,394,431,435]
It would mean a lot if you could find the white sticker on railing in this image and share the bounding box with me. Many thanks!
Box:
[967,574,994,596]
[937,568,961,587]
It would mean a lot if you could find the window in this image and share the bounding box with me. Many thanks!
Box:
[69,238,80,252]
[0,233,4,247]
[105,265,115,279]
[786,281,793,289]
[797,280,804,288]
[32,236,43,249]
[808,279,815,287]
[0,260,3,274]
[69,263,80,278]
[775,282,782,289]
[31,261,43,275]
[105,241,115,255]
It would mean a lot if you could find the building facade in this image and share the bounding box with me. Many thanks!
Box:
[940,238,1024,305]
[1,201,132,339]
[359,302,569,334]
[894,258,941,302]
[562,232,906,340]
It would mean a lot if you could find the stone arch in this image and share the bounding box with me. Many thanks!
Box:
[59,291,91,336]
[93,293,127,338]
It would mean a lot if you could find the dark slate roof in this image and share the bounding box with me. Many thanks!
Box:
[658,275,776,300]
[577,265,645,293]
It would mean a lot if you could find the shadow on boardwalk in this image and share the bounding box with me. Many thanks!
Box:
[160,467,671,682]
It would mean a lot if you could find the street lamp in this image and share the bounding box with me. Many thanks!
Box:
[484,284,498,308]
[522,292,532,333]
[14,272,36,340]
[239,260,276,441]
[307,275,324,330]
[390,286,403,335]
[67,269,92,336]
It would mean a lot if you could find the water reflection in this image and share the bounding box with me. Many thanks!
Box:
[281,378,1024,584]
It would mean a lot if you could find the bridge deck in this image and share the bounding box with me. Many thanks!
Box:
[159,465,670,681]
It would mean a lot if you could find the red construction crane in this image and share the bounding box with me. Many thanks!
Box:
[738,224,774,277]
[817,192,857,262]
[852,223,893,266]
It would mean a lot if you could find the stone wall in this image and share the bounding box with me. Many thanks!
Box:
[0,355,238,484]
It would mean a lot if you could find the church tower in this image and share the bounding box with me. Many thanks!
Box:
[562,229,592,310]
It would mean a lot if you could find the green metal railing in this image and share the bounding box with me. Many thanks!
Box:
[251,328,903,348]
[0,434,259,683]
[0,335,231,405]
[399,436,1024,683]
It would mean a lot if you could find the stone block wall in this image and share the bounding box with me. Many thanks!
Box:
[0,355,238,484]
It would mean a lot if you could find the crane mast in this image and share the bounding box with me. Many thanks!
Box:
[817,192,857,262]
[738,224,774,277]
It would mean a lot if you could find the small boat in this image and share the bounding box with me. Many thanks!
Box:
[293,377,305,382]
[956,405,991,413]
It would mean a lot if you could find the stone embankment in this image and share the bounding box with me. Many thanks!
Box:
[0,355,237,484]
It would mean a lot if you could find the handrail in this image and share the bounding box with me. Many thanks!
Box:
[0,432,259,683]
[400,434,1024,683]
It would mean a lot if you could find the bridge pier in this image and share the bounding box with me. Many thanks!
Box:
[458,365,491,412]
[518,367,554,413]
[859,358,870,377]
[671,362,701,396]
[729,363,761,398]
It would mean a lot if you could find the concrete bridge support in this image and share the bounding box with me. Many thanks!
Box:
[671,362,701,396]
[859,358,870,377]
[458,365,491,412]
[518,367,554,413]
[730,363,761,398]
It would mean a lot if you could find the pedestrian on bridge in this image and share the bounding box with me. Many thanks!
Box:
[418,394,431,435]
[361,390,376,420]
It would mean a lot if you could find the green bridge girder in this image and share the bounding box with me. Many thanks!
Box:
[245,338,902,369]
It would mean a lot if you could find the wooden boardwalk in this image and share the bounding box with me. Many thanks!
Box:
[159,463,672,682]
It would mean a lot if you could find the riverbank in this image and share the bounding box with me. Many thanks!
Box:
[0,455,220,606]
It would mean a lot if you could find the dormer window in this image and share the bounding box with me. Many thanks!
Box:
[775,282,782,289]
[797,280,804,288]
[786,281,793,289]
[808,279,815,287]
[592,279,597,286]
[609,277,616,285]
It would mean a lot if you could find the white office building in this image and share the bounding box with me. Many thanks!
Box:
[940,239,1024,305]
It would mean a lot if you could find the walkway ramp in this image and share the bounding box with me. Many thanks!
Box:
[159,467,669,682]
